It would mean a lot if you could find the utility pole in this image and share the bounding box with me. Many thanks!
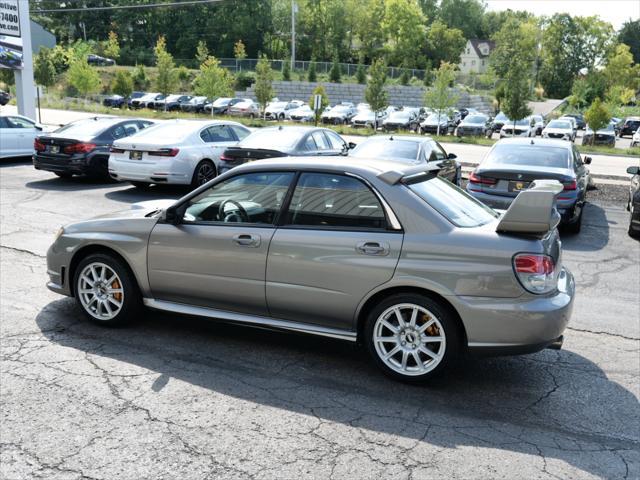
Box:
[291,0,297,71]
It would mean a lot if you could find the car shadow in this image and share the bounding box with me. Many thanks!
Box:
[36,299,639,478]
[104,185,187,203]
[0,156,33,166]
[25,175,118,192]
[561,203,610,252]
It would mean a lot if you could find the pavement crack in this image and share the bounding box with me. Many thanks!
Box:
[567,326,640,341]
[0,244,46,258]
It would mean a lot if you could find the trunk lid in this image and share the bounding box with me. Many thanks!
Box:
[474,165,573,197]
[221,148,288,167]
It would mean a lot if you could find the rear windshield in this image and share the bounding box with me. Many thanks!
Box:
[54,119,113,136]
[239,129,302,150]
[409,177,498,228]
[352,138,418,162]
[129,123,196,142]
[485,144,570,169]
[463,115,487,124]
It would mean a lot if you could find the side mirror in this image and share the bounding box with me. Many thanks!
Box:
[163,206,181,225]
[348,142,357,150]
[627,166,640,175]
[584,156,592,165]
[448,153,457,160]
[35,125,43,131]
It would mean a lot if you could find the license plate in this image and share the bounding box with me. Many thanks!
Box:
[509,180,529,192]
[49,145,59,154]
[129,151,142,160]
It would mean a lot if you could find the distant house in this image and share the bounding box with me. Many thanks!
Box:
[458,39,494,75]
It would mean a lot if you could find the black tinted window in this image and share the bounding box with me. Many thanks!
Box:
[484,144,570,169]
[286,173,387,230]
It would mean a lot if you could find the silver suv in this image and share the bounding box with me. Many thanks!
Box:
[46,157,575,382]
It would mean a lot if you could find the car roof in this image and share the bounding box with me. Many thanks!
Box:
[359,135,430,144]
[495,138,573,149]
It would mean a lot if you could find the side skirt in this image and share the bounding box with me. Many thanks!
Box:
[143,298,357,342]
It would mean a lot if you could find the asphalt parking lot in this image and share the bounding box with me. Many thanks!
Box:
[1,160,639,480]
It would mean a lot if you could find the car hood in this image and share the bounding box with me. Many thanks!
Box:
[459,122,484,127]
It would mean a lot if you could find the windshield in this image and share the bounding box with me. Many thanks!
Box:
[351,138,419,162]
[190,96,207,103]
[409,177,498,228]
[495,112,508,122]
[389,111,411,120]
[268,102,287,109]
[212,98,231,107]
[484,144,570,169]
[588,123,614,132]
[506,118,530,126]
[463,115,487,124]
[547,120,571,129]
[426,114,447,122]
[55,119,113,136]
[127,123,197,143]
[239,129,302,150]
[331,105,351,113]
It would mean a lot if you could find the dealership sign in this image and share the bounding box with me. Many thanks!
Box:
[0,0,20,38]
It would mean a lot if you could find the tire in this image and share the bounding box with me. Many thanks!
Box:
[564,206,583,234]
[54,172,73,179]
[363,293,462,383]
[191,159,216,189]
[130,181,151,190]
[73,253,141,326]
[278,113,285,121]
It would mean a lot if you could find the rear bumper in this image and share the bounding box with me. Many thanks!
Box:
[108,156,192,185]
[459,267,575,355]
[33,152,108,176]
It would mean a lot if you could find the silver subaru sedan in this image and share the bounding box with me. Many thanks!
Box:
[46,157,575,383]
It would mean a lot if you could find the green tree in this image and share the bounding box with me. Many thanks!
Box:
[194,56,234,116]
[603,43,640,91]
[383,0,427,68]
[67,55,101,101]
[282,60,291,81]
[364,58,389,129]
[424,20,466,67]
[352,0,386,61]
[112,70,133,98]
[329,55,342,83]
[618,19,640,64]
[437,0,486,38]
[399,67,410,85]
[308,59,317,82]
[424,62,459,135]
[584,98,610,145]
[502,58,533,133]
[104,31,120,61]
[309,84,330,125]
[234,40,247,60]
[489,18,538,80]
[132,64,149,90]
[254,55,274,119]
[34,48,57,87]
[356,64,367,84]
[195,40,209,65]
[154,36,178,111]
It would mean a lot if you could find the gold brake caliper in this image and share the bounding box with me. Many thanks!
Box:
[111,279,122,302]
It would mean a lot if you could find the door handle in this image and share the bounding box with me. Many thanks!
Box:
[356,241,389,256]
[232,233,260,247]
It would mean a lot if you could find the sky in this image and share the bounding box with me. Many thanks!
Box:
[485,0,640,30]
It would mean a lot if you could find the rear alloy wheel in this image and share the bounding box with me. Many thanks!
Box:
[191,160,216,188]
[564,206,583,234]
[364,294,461,383]
[74,253,140,326]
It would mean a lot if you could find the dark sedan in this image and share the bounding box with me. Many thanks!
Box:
[563,114,586,130]
[87,54,115,66]
[382,110,420,132]
[34,117,155,179]
[204,97,245,115]
[582,123,616,147]
[180,96,210,113]
[627,166,640,237]
[490,111,509,132]
[467,138,591,233]
[619,117,640,138]
[350,135,461,185]
[219,126,353,173]
[454,114,492,138]
[102,95,125,108]
[154,94,192,111]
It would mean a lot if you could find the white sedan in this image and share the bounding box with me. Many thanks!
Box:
[0,115,54,159]
[631,128,640,148]
[108,120,251,189]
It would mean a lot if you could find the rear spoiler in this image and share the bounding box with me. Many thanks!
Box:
[377,164,442,185]
[496,179,563,236]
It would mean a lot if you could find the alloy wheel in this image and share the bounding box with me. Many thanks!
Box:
[196,162,216,185]
[373,303,446,376]
[77,262,124,321]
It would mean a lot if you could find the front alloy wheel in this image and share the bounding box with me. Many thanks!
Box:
[365,294,460,382]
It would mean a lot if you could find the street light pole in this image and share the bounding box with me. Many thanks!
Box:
[291,0,296,71]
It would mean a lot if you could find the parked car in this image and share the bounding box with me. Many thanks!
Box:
[321,103,357,125]
[631,128,640,148]
[619,117,640,138]
[219,126,352,173]
[126,91,146,108]
[288,104,316,123]
[542,119,575,141]
[154,94,192,111]
[87,54,115,66]
[610,117,622,136]
[0,115,52,159]
[180,96,210,113]
[350,135,461,185]
[626,166,640,237]
[46,157,575,383]
[203,97,245,115]
[130,93,163,109]
[108,120,250,189]
[34,117,155,179]
[382,110,420,132]
[467,138,591,232]
[500,118,535,138]
[264,100,304,120]
[350,108,389,129]
[454,114,492,138]
[419,113,451,135]
[491,111,510,132]
[582,123,616,147]
[558,116,578,135]
[531,115,545,136]
[0,90,10,106]
[459,107,480,119]
[102,94,126,108]
[228,99,260,118]
[563,113,586,130]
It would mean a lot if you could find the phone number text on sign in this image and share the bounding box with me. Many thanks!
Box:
[0,0,21,38]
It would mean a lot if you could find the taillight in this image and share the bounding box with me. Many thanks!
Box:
[63,143,96,154]
[513,253,556,294]
[219,154,231,162]
[149,148,179,157]
[562,180,577,191]
[110,147,125,154]
[469,171,496,185]
[34,138,46,152]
